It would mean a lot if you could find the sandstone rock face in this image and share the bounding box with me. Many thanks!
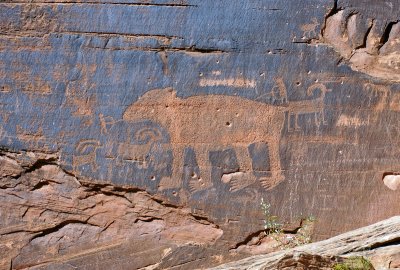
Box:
[0,151,224,269]
[0,0,400,268]
[211,216,400,270]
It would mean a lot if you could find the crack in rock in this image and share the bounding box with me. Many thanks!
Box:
[320,1,400,81]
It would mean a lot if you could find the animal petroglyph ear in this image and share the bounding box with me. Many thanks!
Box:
[123,87,177,120]
[136,87,177,104]
[75,140,100,155]
[134,127,163,144]
[306,83,329,96]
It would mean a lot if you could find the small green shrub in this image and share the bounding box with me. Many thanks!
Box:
[260,198,282,234]
[333,256,374,270]
[260,199,315,249]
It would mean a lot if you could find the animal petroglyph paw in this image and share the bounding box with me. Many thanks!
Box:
[188,177,210,193]
[158,176,178,191]
[221,172,257,192]
[259,174,284,191]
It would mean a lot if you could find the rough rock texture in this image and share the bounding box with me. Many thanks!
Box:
[1,0,400,268]
[211,216,400,270]
[322,1,400,82]
[0,150,226,269]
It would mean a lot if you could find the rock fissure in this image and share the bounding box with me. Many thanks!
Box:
[0,1,198,8]
[379,21,399,51]
[320,2,400,81]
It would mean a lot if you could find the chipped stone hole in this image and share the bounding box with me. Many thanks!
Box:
[382,172,400,191]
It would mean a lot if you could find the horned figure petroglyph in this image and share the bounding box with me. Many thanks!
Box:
[124,88,287,192]
[116,126,169,170]
[300,18,319,38]
[73,140,100,171]
[286,83,331,132]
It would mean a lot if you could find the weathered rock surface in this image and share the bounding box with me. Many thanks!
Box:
[0,150,225,269]
[1,0,400,268]
[322,1,400,82]
[211,216,400,270]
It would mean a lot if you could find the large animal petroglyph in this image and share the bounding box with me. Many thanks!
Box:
[124,88,287,192]
[122,80,330,192]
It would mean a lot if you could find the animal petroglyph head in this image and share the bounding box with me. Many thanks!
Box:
[73,140,101,171]
[306,83,331,97]
[117,130,168,169]
[134,127,164,145]
[123,88,177,122]
[106,121,171,172]
[75,140,100,155]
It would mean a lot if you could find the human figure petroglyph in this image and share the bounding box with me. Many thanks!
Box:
[99,114,115,135]
[123,88,286,192]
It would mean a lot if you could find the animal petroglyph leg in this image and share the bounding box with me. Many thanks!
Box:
[288,113,301,132]
[158,144,185,190]
[220,146,258,191]
[235,146,253,172]
[222,171,258,192]
[187,145,213,193]
[259,141,284,190]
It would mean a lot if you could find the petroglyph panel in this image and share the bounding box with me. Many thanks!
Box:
[123,88,286,191]
[1,0,400,268]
